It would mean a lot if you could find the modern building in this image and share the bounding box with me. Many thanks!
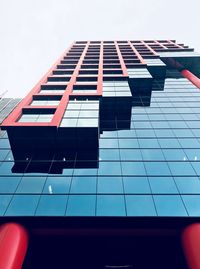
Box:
[1,40,200,269]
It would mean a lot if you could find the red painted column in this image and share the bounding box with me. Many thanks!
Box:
[97,41,103,95]
[182,223,200,269]
[0,223,29,269]
[181,69,200,89]
[114,41,129,76]
[1,44,74,127]
[51,42,90,126]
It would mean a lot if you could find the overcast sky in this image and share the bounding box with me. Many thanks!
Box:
[1,0,200,98]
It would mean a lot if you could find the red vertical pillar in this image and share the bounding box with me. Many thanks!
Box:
[182,223,200,269]
[181,69,200,89]
[0,223,29,269]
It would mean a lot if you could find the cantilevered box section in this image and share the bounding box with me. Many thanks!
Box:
[2,40,200,167]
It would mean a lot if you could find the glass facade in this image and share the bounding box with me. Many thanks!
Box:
[1,76,200,217]
[2,40,200,269]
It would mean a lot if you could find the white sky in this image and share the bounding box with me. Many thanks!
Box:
[0,0,200,98]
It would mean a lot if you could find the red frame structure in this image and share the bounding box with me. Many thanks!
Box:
[2,39,194,129]
[1,40,200,269]
[181,69,200,89]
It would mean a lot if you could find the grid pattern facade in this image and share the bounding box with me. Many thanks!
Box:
[1,40,200,218]
[1,76,200,216]
[0,98,21,124]
[1,40,192,128]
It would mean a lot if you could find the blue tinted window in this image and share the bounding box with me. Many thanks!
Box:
[164,114,182,120]
[0,177,21,193]
[134,121,152,128]
[66,195,96,216]
[97,195,126,216]
[182,195,200,216]
[123,177,150,193]
[126,195,156,216]
[175,177,200,194]
[141,149,165,160]
[99,139,118,148]
[117,129,136,138]
[121,162,146,176]
[191,162,200,175]
[151,122,170,128]
[144,162,171,176]
[120,149,143,160]
[73,167,97,176]
[169,121,188,128]
[0,149,9,161]
[168,162,196,176]
[178,138,200,148]
[173,129,194,138]
[98,177,123,193]
[154,195,187,216]
[135,129,156,138]
[158,139,181,148]
[0,162,25,176]
[36,195,67,216]
[149,177,178,194]
[16,177,46,193]
[5,150,14,161]
[154,129,175,138]
[118,139,139,148]
[162,149,186,161]
[0,195,12,215]
[184,121,200,128]
[98,162,121,176]
[181,114,199,120]
[193,129,200,137]
[43,177,71,194]
[99,149,120,160]
[131,114,149,121]
[70,177,96,193]
[138,139,160,148]
[184,149,200,161]
[0,139,10,149]
[5,195,39,216]
[148,114,166,121]
[0,131,7,138]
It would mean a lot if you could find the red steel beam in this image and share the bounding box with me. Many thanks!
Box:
[182,223,200,269]
[0,223,29,269]
[51,42,90,126]
[1,44,74,127]
[97,41,103,95]
[114,41,128,76]
[181,69,200,89]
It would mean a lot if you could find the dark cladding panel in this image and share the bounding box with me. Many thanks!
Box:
[127,68,153,96]
[59,100,99,150]
[145,58,166,79]
[100,81,132,131]
[102,81,132,110]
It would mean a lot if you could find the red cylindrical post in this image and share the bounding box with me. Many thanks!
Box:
[0,223,29,269]
[182,223,200,269]
[181,69,200,89]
